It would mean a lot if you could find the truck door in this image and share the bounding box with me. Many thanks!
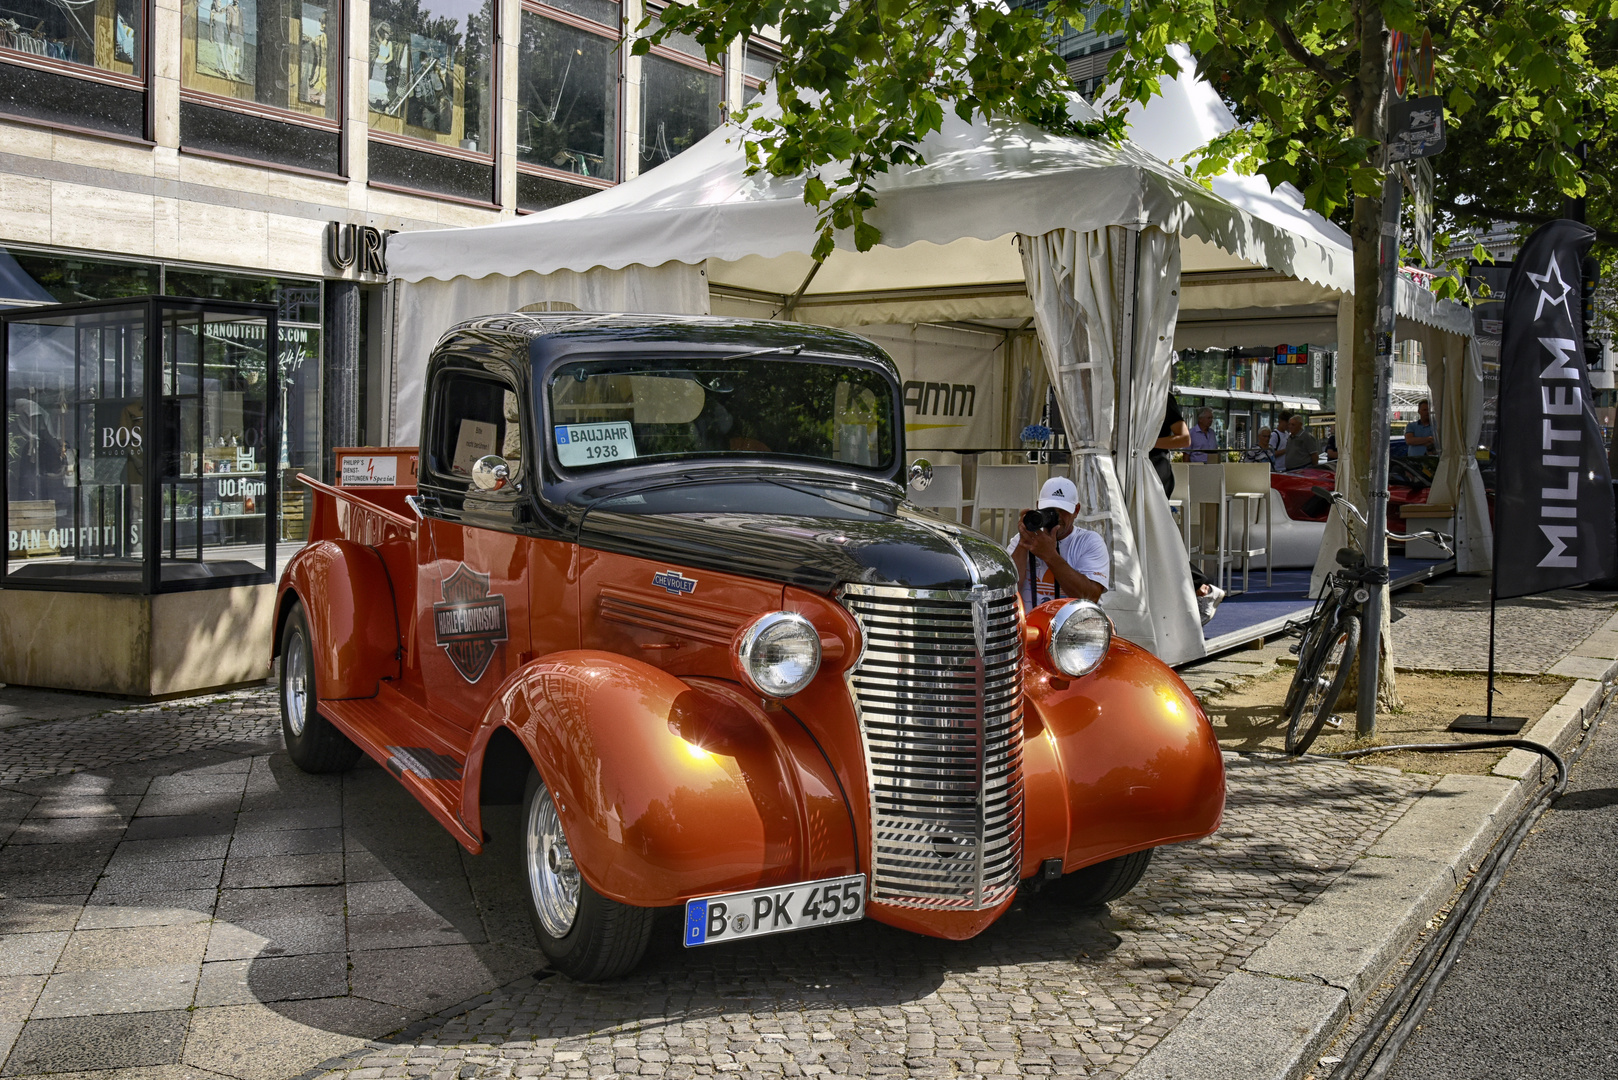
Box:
[413,364,534,733]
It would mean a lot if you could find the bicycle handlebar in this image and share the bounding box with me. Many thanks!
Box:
[1308,486,1453,554]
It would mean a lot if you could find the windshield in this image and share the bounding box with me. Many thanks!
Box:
[546,355,897,472]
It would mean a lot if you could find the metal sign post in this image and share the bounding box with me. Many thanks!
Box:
[1357,170,1403,738]
[1356,33,1443,738]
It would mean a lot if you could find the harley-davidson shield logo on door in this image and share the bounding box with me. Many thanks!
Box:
[433,565,508,683]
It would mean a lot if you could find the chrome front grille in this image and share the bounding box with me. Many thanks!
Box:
[840,584,1025,909]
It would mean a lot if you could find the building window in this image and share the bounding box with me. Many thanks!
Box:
[517,4,619,181]
[742,39,776,104]
[179,0,337,121]
[0,0,142,78]
[368,0,494,154]
[640,13,721,171]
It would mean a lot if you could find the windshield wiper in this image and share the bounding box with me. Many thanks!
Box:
[761,476,902,518]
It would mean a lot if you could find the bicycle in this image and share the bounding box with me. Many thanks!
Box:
[1281,487,1452,755]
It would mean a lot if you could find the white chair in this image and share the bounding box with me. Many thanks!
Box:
[908,462,972,524]
[1170,460,1192,551]
[1222,462,1273,591]
[1187,463,1229,587]
[974,464,1040,544]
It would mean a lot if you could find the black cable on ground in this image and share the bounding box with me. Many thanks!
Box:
[1310,706,1607,1079]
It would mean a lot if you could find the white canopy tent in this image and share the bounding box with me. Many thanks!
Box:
[1116,53,1492,584]
[384,69,1481,663]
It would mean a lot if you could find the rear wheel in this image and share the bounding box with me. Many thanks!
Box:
[1048,848,1154,907]
[520,769,653,981]
[1285,615,1360,755]
[279,603,361,774]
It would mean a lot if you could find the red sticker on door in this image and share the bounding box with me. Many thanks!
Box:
[433,565,509,683]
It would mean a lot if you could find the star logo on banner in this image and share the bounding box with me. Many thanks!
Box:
[1527,253,1576,323]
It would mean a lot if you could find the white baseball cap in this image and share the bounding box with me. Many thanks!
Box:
[1037,477,1079,514]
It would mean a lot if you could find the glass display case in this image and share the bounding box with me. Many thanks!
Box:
[3,296,279,592]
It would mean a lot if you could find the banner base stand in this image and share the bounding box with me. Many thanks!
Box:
[1449,713,1528,735]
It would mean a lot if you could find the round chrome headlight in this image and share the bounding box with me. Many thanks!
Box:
[735,612,822,698]
[1048,600,1113,677]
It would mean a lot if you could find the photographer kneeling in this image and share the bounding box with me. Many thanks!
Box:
[1007,477,1109,608]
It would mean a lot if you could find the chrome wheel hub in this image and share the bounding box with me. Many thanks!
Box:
[526,782,580,938]
[284,632,308,737]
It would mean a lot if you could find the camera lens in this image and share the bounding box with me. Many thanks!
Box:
[1022,508,1060,532]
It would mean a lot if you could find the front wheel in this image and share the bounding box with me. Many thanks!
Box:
[520,770,653,982]
[1047,848,1154,907]
[1284,615,1360,755]
[279,602,362,774]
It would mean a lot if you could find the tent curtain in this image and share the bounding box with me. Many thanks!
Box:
[1003,330,1048,443]
[1019,226,1202,664]
[1425,332,1493,572]
[387,263,711,442]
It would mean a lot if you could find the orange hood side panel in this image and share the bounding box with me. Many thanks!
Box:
[1022,638,1226,873]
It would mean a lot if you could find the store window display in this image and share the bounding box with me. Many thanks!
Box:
[516,4,619,180]
[368,0,494,152]
[0,0,142,76]
[3,298,281,590]
[180,0,338,120]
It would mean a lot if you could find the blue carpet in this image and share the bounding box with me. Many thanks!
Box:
[1200,556,1451,645]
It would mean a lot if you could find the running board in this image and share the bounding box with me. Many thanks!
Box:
[320,688,481,854]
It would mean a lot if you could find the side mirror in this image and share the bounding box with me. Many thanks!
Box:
[471,454,511,492]
[908,459,934,492]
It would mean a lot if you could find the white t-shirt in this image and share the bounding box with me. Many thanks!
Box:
[1007,527,1110,606]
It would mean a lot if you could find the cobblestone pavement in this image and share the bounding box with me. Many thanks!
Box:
[0,686,1435,1080]
[1388,576,1618,674]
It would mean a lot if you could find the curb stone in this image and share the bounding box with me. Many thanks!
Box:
[1129,631,1616,1080]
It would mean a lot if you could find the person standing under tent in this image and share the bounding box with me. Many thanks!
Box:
[1188,408,1219,462]
[1152,392,1191,495]
[1404,399,1437,458]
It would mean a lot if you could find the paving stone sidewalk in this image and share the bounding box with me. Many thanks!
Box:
[0,685,1439,1080]
[1175,576,1618,698]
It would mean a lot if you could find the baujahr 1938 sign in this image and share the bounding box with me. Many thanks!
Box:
[1494,219,1616,598]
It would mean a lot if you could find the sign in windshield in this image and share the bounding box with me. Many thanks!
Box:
[547,356,897,472]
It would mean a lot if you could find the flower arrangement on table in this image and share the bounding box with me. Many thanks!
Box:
[1019,424,1053,449]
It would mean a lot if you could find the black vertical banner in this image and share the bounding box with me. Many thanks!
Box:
[1494,219,1616,598]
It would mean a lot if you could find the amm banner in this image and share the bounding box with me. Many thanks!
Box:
[853,324,1005,451]
[1494,219,1616,598]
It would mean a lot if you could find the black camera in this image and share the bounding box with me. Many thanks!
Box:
[1022,507,1061,533]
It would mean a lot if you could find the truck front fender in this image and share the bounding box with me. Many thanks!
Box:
[467,651,858,908]
[279,540,402,700]
[1021,638,1225,876]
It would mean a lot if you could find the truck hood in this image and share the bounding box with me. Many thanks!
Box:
[572,475,1018,594]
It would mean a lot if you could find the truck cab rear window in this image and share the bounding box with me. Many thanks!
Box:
[546,357,896,471]
[430,374,523,481]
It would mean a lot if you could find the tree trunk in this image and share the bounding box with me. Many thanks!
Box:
[1340,2,1401,711]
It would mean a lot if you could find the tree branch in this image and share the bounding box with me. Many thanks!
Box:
[1266,16,1342,86]
[1436,197,1618,246]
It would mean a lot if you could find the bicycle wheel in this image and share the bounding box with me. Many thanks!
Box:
[1285,614,1361,755]
[1282,595,1339,720]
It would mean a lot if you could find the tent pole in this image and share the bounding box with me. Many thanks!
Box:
[1117,226,1142,501]
[777,258,826,320]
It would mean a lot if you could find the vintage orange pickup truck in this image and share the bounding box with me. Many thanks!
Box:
[275,313,1224,980]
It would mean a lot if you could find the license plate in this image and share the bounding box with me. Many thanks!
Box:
[683,874,866,947]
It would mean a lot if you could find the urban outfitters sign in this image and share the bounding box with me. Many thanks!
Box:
[327,223,392,277]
